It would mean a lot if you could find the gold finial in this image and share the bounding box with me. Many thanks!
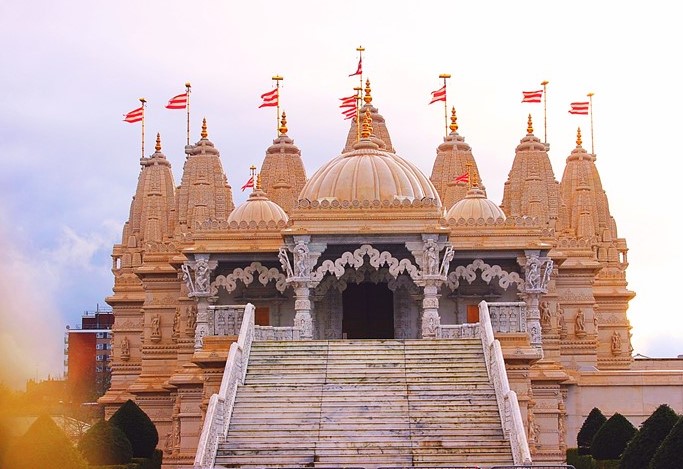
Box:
[364,79,372,104]
[541,80,549,86]
[185,82,191,89]
[449,107,458,133]
[576,127,582,146]
[272,75,283,82]
[527,114,533,134]
[139,97,146,104]
[356,45,365,52]
[155,133,161,152]
[201,118,208,138]
[439,73,452,79]
[279,111,288,135]
[361,110,372,138]
[256,172,262,190]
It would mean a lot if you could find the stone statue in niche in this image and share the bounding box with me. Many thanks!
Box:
[525,257,541,290]
[278,247,293,277]
[575,309,586,336]
[194,258,210,293]
[439,246,454,277]
[181,264,195,293]
[151,314,161,340]
[540,301,551,328]
[185,305,197,336]
[120,336,130,360]
[293,241,310,277]
[423,239,438,275]
[611,331,622,354]
[172,307,180,338]
[558,306,567,339]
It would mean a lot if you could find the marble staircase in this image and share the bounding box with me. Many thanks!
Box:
[214,338,513,468]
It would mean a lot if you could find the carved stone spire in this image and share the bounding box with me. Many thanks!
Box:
[259,112,307,214]
[175,118,235,233]
[500,114,560,228]
[430,106,483,211]
[342,79,395,153]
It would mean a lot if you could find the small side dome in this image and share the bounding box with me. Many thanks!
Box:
[446,186,506,221]
[227,188,288,229]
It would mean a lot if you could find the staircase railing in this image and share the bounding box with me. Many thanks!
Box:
[194,303,256,469]
[479,300,532,466]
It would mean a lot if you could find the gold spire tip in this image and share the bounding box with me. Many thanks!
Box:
[185,82,191,88]
[256,172,262,190]
[449,107,458,133]
[541,80,549,86]
[139,97,146,104]
[250,164,257,174]
[439,73,451,79]
[527,114,533,134]
[279,111,288,135]
[576,127,582,146]
[361,110,372,138]
[155,133,161,152]
[364,79,372,104]
[356,45,365,52]
[272,75,283,81]
[201,118,208,138]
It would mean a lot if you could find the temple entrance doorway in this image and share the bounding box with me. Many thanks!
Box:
[342,282,394,339]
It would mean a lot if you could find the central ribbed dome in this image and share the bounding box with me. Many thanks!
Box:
[298,140,440,205]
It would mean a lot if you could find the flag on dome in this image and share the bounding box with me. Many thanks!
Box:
[349,57,362,77]
[259,88,279,108]
[569,101,589,115]
[453,172,469,184]
[342,107,357,120]
[241,175,254,191]
[123,106,144,123]
[339,94,357,108]
[522,89,543,103]
[165,92,188,109]
[429,85,446,105]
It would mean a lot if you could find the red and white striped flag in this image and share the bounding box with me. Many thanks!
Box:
[339,94,357,108]
[241,175,254,191]
[453,172,469,184]
[342,107,357,120]
[429,85,446,105]
[569,101,589,115]
[165,92,188,109]
[123,106,144,123]
[522,90,543,103]
[259,88,279,108]
[349,57,362,77]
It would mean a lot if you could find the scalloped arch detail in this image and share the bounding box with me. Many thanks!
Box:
[211,262,288,294]
[446,258,523,292]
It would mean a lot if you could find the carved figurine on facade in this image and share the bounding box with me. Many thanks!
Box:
[185,305,197,336]
[439,246,454,277]
[278,246,294,278]
[151,314,161,341]
[172,307,180,338]
[611,331,622,355]
[120,336,130,360]
[540,301,551,328]
[525,257,541,290]
[423,239,439,276]
[575,309,586,337]
[558,306,567,339]
[181,264,195,293]
[194,258,210,293]
[293,241,310,278]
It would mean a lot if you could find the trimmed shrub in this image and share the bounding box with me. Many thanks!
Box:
[591,412,637,461]
[132,448,163,469]
[567,447,597,469]
[109,399,159,458]
[620,404,679,469]
[649,415,683,469]
[578,407,608,455]
[78,419,133,465]
[2,414,88,469]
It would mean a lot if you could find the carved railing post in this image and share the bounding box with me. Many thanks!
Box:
[522,251,553,352]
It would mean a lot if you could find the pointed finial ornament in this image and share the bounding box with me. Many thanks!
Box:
[364,79,372,104]
[256,172,262,190]
[155,133,161,152]
[527,114,534,135]
[577,127,583,146]
[361,110,372,138]
[279,111,288,135]
[449,107,458,133]
[201,118,208,139]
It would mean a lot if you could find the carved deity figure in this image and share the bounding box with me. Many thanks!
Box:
[278,247,293,277]
[540,301,551,328]
[611,331,622,354]
[172,307,180,337]
[575,309,585,334]
[151,314,161,338]
[194,258,210,293]
[525,257,541,290]
[293,242,310,277]
[439,246,454,277]
[186,305,197,335]
[558,307,567,338]
[541,259,553,289]
[424,239,439,275]
[181,264,194,293]
[120,336,130,359]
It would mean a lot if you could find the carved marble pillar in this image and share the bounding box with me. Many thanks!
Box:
[421,283,441,338]
[523,251,553,351]
[183,254,218,351]
[293,285,313,339]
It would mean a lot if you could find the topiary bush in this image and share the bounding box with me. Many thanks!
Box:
[78,419,133,465]
[578,407,608,455]
[109,399,159,458]
[620,403,679,469]
[591,412,637,462]
[567,447,597,469]
[649,415,683,469]
[2,414,88,469]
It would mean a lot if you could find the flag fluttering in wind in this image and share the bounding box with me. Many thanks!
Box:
[453,172,469,184]
[259,88,279,108]
[165,92,188,109]
[429,85,446,105]
[522,90,543,103]
[241,175,254,191]
[123,106,144,123]
[349,57,362,77]
[339,94,358,120]
[569,101,589,115]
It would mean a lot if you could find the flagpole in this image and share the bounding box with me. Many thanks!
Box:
[273,75,283,138]
[439,73,451,138]
[185,82,191,145]
[587,92,595,154]
[356,46,365,143]
[356,46,365,101]
[354,86,362,142]
[541,80,549,144]
[139,97,146,158]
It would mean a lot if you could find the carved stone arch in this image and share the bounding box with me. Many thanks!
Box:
[446,258,523,292]
[211,262,288,295]
[315,265,400,296]
[311,244,419,282]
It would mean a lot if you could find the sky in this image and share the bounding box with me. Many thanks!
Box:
[1,1,682,388]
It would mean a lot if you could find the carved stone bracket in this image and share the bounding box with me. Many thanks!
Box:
[446,258,524,292]
[211,262,288,294]
[182,254,218,297]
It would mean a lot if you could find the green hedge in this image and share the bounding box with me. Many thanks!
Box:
[620,403,679,469]
[78,419,133,465]
[109,400,159,458]
[578,407,607,455]
[567,447,597,469]
[591,412,636,461]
